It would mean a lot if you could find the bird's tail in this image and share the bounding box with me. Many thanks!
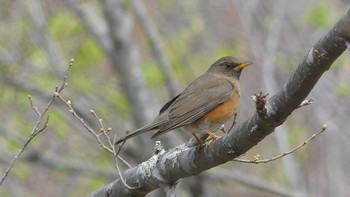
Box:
[114,123,158,145]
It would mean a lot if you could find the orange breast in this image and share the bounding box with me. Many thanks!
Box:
[206,93,239,123]
[194,89,240,126]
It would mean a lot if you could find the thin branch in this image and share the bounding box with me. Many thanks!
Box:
[114,156,138,190]
[0,58,74,186]
[0,115,49,186]
[234,124,327,164]
[58,96,113,153]
[90,110,114,149]
[56,84,135,189]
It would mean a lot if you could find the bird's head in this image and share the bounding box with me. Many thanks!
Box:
[208,56,253,79]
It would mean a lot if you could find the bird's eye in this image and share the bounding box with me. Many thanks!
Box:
[225,63,233,68]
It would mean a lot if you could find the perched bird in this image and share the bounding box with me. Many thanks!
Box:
[115,56,252,145]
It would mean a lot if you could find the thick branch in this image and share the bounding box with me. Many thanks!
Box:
[101,0,156,126]
[131,0,178,97]
[88,9,350,197]
[26,0,66,76]
[68,0,156,127]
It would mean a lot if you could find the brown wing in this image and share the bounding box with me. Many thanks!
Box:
[151,74,234,138]
[159,94,180,114]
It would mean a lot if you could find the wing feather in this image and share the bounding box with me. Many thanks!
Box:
[151,74,234,138]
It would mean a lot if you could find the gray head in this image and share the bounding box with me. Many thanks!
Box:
[207,56,253,79]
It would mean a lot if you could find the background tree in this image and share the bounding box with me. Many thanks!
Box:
[0,0,349,196]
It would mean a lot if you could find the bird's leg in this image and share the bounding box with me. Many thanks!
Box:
[192,133,204,145]
[227,112,238,134]
[191,133,207,153]
[206,131,218,140]
[204,131,219,145]
[187,133,209,148]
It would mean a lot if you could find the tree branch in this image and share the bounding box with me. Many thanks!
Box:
[87,9,350,197]
[234,124,327,163]
[0,59,74,186]
[26,0,67,76]
[131,0,178,97]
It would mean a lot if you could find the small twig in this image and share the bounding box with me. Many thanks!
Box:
[0,58,75,186]
[114,155,139,190]
[57,95,134,169]
[90,110,114,149]
[298,98,313,108]
[111,131,134,188]
[58,96,114,153]
[57,58,74,93]
[116,130,129,155]
[219,112,238,134]
[60,99,138,190]
[115,131,132,169]
[56,72,136,189]
[107,131,133,189]
[234,124,327,164]
[0,116,50,186]
[112,130,136,189]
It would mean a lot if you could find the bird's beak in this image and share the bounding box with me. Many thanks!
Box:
[234,61,253,70]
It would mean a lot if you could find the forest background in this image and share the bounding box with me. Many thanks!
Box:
[0,0,349,196]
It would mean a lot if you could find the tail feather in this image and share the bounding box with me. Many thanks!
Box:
[114,124,158,145]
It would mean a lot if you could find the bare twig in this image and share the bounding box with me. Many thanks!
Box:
[57,94,132,168]
[234,124,327,164]
[218,112,238,134]
[90,110,114,148]
[114,156,139,190]
[0,58,74,186]
[0,114,49,186]
[56,77,137,189]
[59,96,114,153]
[298,98,314,108]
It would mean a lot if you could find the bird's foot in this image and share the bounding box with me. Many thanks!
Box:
[206,131,218,140]
[192,133,205,145]
[187,133,209,149]
[188,132,218,152]
[204,131,219,145]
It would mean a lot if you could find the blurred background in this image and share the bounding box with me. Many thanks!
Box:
[0,0,349,196]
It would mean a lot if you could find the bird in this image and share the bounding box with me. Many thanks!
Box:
[115,56,252,145]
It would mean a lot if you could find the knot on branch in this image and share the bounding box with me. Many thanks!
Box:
[252,92,268,119]
[154,141,165,155]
